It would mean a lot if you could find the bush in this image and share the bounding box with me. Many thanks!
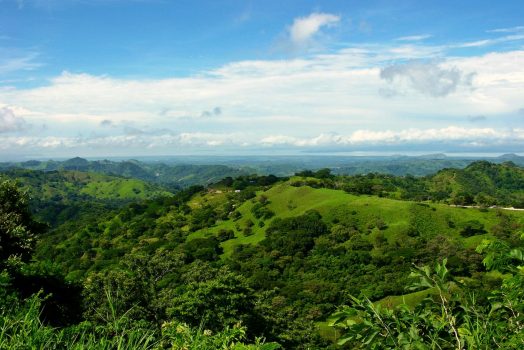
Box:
[217,229,235,242]
[460,220,486,237]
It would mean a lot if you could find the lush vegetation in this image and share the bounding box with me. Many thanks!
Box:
[1,161,523,349]
[296,160,524,207]
[0,157,249,189]
[329,251,524,349]
[3,153,524,187]
[0,168,172,228]
[0,177,279,349]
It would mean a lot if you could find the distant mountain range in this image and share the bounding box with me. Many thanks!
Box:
[0,157,249,189]
[1,154,523,184]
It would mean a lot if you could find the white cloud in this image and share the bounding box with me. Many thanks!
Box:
[380,61,475,97]
[0,51,41,75]
[288,12,340,47]
[1,127,522,157]
[396,34,432,42]
[3,49,523,126]
[1,38,524,156]
[0,107,28,133]
[487,26,524,33]
[261,127,524,147]
[455,34,524,48]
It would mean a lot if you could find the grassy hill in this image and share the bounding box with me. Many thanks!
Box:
[36,163,523,278]
[9,162,521,348]
[0,157,249,189]
[1,169,172,227]
[428,160,524,206]
[188,181,513,258]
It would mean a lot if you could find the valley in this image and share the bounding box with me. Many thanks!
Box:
[1,159,522,348]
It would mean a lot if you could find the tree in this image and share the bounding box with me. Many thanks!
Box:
[167,264,257,332]
[0,178,40,269]
[329,246,524,349]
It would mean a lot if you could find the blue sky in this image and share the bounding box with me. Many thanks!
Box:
[1,0,523,158]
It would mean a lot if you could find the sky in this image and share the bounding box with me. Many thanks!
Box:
[0,0,523,159]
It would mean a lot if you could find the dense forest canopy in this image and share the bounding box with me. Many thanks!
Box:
[0,161,523,349]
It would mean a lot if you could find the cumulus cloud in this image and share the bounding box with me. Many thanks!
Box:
[0,107,28,133]
[1,42,524,156]
[0,132,248,154]
[380,61,475,97]
[5,48,521,128]
[288,12,340,48]
[261,127,524,147]
[1,127,522,156]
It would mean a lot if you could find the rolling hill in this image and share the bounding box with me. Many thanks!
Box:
[30,164,523,346]
[0,157,250,189]
[4,161,522,348]
[1,168,172,227]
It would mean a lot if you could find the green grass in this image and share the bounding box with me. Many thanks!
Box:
[0,293,276,350]
[10,169,172,202]
[187,181,524,258]
[376,288,435,309]
[80,178,171,199]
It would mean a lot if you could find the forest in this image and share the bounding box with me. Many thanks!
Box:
[0,160,523,349]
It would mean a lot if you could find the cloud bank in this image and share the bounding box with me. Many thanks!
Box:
[1,22,524,157]
[1,126,523,157]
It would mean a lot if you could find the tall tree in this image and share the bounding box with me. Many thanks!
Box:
[0,178,40,269]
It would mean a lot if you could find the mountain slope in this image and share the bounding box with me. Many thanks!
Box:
[0,157,249,188]
[429,161,524,206]
[1,169,172,227]
[15,162,524,347]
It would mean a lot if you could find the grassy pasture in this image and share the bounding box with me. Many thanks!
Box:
[187,180,523,257]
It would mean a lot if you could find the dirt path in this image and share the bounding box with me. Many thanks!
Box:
[449,205,524,211]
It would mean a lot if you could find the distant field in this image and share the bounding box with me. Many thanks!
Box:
[80,178,171,199]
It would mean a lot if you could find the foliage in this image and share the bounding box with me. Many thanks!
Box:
[0,157,249,188]
[160,321,280,350]
[167,265,257,332]
[0,178,38,268]
[1,162,523,348]
[0,292,277,349]
[293,161,524,208]
[329,251,524,349]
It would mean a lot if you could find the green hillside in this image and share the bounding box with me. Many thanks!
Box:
[1,169,172,227]
[292,161,524,208]
[30,165,523,347]
[3,162,523,349]
[0,157,249,189]
[188,181,512,257]
[429,160,524,206]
